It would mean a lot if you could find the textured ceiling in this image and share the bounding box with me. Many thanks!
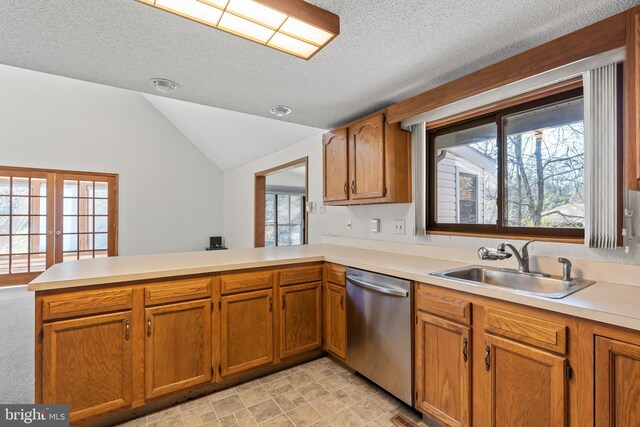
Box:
[0,0,638,129]
[143,93,324,171]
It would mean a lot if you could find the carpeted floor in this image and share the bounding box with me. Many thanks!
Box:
[0,285,34,404]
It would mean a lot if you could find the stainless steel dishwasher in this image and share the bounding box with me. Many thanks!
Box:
[346,267,412,405]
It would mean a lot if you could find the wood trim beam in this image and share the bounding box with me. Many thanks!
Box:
[387,12,626,124]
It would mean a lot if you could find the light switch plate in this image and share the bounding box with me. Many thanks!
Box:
[394,219,406,234]
[370,218,380,233]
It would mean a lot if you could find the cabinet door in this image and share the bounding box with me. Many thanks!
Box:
[325,283,346,359]
[485,335,567,427]
[145,299,212,399]
[349,114,386,200]
[221,289,273,376]
[42,312,132,422]
[595,337,640,426]
[323,129,349,202]
[415,312,470,427]
[280,282,322,358]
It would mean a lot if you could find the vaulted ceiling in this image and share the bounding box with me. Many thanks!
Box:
[1,0,637,131]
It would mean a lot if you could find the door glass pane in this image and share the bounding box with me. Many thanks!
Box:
[0,216,9,235]
[12,178,29,195]
[63,216,78,233]
[63,234,78,251]
[94,250,107,258]
[63,252,78,262]
[79,181,94,197]
[0,177,9,195]
[12,197,29,215]
[78,216,93,233]
[30,197,46,215]
[504,97,585,228]
[29,254,46,272]
[63,198,78,215]
[0,236,8,254]
[79,198,93,215]
[94,182,108,198]
[0,256,8,274]
[30,235,46,253]
[11,216,29,235]
[95,216,108,233]
[94,199,108,215]
[11,254,28,273]
[63,181,78,197]
[12,236,28,254]
[433,121,498,225]
[94,233,108,250]
[0,197,9,215]
[79,234,93,251]
[79,251,93,260]
[31,178,46,196]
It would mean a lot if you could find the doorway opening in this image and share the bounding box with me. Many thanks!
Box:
[254,157,308,248]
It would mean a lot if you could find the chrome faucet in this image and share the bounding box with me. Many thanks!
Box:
[478,240,535,273]
[558,257,572,281]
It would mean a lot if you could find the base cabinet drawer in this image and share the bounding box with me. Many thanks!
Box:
[221,289,274,376]
[42,312,133,423]
[145,300,212,399]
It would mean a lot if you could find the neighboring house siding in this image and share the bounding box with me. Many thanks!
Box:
[437,152,486,224]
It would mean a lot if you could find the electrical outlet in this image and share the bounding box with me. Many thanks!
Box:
[370,219,380,233]
[346,219,352,231]
[394,219,406,234]
[318,205,326,214]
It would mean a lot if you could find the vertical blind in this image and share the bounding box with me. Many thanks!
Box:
[584,63,618,249]
[412,122,427,235]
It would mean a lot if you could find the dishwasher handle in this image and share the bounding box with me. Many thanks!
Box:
[347,276,409,297]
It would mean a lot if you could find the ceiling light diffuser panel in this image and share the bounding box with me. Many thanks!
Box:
[137,0,340,59]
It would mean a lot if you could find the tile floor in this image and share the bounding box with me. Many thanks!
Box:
[118,357,433,427]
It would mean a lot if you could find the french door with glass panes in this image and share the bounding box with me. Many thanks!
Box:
[0,167,117,286]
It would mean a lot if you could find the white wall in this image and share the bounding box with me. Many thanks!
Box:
[0,65,224,255]
[266,168,306,189]
[224,133,640,267]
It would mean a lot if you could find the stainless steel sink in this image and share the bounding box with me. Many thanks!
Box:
[430,266,594,299]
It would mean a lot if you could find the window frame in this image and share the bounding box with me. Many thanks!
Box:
[427,87,588,240]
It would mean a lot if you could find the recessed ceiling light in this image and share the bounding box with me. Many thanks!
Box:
[136,0,340,60]
[270,105,292,116]
[149,78,179,93]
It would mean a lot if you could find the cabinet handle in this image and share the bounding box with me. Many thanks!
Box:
[351,180,356,194]
[462,337,468,363]
[485,345,491,371]
[344,182,348,195]
[340,294,344,309]
[269,297,273,312]
[147,317,151,337]
[282,295,286,309]
[125,320,130,341]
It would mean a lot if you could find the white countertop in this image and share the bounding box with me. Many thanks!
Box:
[29,244,640,332]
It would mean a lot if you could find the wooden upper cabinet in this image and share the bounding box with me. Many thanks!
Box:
[322,110,411,205]
[627,7,640,190]
[415,311,470,427]
[325,282,346,359]
[349,113,386,200]
[323,129,349,202]
[595,336,640,426]
[221,289,274,376]
[42,312,133,423]
[279,282,322,359]
[485,335,567,427]
[145,300,212,399]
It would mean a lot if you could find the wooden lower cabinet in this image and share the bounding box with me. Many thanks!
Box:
[595,337,640,426]
[42,311,133,422]
[325,282,346,359]
[221,289,274,376]
[279,282,322,358]
[485,334,567,427]
[145,299,212,399]
[415,311,471,427]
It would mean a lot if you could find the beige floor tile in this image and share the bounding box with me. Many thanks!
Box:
[197,402,216,417]
[262,378,289,391]
[213,395,246,418]
[210,388,239,403]
[286,404,323,427]
[219,414,241,427]
[147,406,181,424]
[268,383,295,397]
[200,411,220,425]
[181,408,204,426]
[236,380,262,393]
[234,408,258,426]
[182,396,215,412]
[348,399,388,423]
[317,375,350,394]
[309,394,346,417]
[296,383,329,403]
[324,409,364,427]
[285,372,315,389]
[259,413,294,427]
[239,386,273,407]
[148,413,185,427]
[248,399,284,423]
[309,421,332,427]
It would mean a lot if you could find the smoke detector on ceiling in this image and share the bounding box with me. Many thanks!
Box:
[270,105,292,117]
[149,78,179,93]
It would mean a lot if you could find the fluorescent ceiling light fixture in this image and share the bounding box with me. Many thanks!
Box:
[137,0,339,59]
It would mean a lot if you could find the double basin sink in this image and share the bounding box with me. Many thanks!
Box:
[431,266,594,299]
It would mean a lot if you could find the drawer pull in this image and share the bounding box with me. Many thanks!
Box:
[269,297,273,312]
[462,337,468,363]
[147,317,151,337]
[282,295,286,309]
[340,294,344,309]
[125,320,130,341]
[485,345,491,371]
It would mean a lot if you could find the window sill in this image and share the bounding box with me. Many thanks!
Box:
[426,230,585,244]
